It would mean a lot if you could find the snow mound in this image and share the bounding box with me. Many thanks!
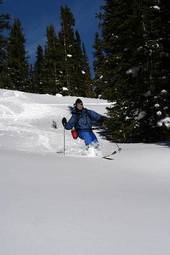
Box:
[0,89,26,99]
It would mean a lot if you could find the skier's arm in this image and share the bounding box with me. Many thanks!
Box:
[62,114,77,130]
[87,109,105,123]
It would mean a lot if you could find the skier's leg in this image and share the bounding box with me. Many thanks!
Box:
[78,130,95,145]
[86,131,99,149]
[90,131,98,144]
[78,131,100,157]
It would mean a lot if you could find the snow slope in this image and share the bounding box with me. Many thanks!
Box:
[0,89,110,154]
[0,89,170,255]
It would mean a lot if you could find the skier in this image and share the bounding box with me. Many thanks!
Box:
[62,98,106,151]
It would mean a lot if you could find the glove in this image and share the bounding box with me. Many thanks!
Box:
[62,117,67,127]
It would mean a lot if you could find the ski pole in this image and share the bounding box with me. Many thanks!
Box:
[63,127,66,156]
[52,120,66,156]
[115,143,122,152]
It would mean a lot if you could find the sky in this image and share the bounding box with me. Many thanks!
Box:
[1,0,104,71]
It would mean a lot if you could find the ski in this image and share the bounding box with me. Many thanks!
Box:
[56,151,64,154]
[102,156,114,160]
[102,145,122,160]
[103,148,121,158]
[56,151,115,160]
[102,151,116,160]
[56,145,122,160]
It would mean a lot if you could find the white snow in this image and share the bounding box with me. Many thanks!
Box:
[125,116,130,120]
[55,93,63,97]
[67,54,72,58]
[111,34,118,39]
[155,43,160,48]
[137,46,143,51]
[136,111,146,120]
[126,69,133,74]
[164,106,168,110]
[0,89,170,255]
[155,103,160,108]
[151,5,160,11]
[156,111,162,116]
[158,117,170,128]
[62,87,68,91]
[161,89,167,94]
[126,66,140,76]
[144,90,151,97]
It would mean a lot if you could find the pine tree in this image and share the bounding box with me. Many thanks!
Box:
[0,0,10,88]
[97,0,169,142]
[6,18,29,92]
[160,0,170,96]
[97,0,146,142]
[29,64,34,93]
[72,31,93,97]
[93,32,105,97]
[158,0,170,138]
[135,0,170,141]
[82,42,94,97]
[43,25,64,95]
[59,5,92,97]
[71,30,85,96]
[59,5,76,95]
[33,45,45,93]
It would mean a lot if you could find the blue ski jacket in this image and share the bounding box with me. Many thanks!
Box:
[64,108,104,130]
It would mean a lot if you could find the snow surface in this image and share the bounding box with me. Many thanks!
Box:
[67,54,72,58]
[158,117,170,128]
[0,89,170,255]
[152,5,160,11]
